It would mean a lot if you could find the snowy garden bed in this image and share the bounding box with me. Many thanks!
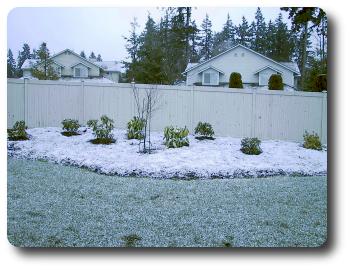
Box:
[7,127,327,179]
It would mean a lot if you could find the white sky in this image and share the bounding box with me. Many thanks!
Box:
[7,7,290,62]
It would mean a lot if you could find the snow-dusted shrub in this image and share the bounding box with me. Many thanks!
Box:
[61,119,80,136]
[195,122,215,140]
[87,115,115,144]
[229,72,243,88]
[303,131,322,150]
[268,74,284,90]
[127,116,145,140]
[240,137,262,155]
[164,126,189,148]
[7,121,29,141]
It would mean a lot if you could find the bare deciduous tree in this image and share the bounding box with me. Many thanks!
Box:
[131,82,161,153]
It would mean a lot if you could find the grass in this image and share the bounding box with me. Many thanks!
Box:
[7,157,327,247]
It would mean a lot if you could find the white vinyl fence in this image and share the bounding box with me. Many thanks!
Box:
[7,79,327,143]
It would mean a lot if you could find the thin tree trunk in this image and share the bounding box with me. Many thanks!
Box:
[301,21,308,89]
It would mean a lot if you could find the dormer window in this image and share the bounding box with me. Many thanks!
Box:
[202,71,219,86]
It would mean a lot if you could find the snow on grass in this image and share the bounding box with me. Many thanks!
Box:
[7,127,327,179]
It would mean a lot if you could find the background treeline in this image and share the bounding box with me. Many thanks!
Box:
[123,7,327,91]
[7,43,103,78]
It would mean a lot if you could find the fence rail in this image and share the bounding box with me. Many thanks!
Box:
[7,79,327,143]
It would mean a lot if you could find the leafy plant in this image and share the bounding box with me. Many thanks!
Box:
[268,74,284,90]
[194,122,215,140]
[164,126,189,148]
[7,121,29,141]
[127,116,145,140]
[61,119,80,136]
[121,234,142,247]
[87,115,115,144]
[229,72,243,88]
[303,131,322,150]
[240,137,262,155]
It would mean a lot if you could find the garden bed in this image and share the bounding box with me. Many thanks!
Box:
[7,127,327,179]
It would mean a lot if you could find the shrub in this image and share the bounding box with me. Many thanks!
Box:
[229,72,243,88]
[61,119,80,136]
[315,74,327,91]
[7,121,29,141]
[268,74,284,90]
[87,115,115,144]
[164,126,189,148]
[240,137,262,155]
[303,131,322,150]
[127,116,145,140]
[194,122,215,140]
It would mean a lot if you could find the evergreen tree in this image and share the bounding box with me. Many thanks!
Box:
[265,20,275,58]
[96,54,102,62]
[31,42,59,80]
[80,51,86,58]
[252,7,267,54]
[123,17,140,82]
[89,51,96,60]
[198,14,213,60]
[188,20,200,62]
[17,43,31,77]
[212,14,235,56]
[270,13,295,61]
[134,15,166,84]
[236,16,252,47]
[7,49,17,78]
[31,48,38,59]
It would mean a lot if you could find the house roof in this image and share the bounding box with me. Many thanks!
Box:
[185,62,199,72]
[50,49,102,69]
[69,62,93,69]
[182,44,301,75]
[254,65,283,75]
[198,66,225,74]
[279,61,300,75]
[94,61,121,72]
[21,59,65,69]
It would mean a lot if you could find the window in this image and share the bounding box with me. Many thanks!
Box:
[74,66,88,78]
[202,71,219,85]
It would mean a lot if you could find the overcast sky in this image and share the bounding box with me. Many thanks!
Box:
[7,7,290,62]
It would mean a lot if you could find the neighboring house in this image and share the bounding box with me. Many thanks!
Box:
[21,49,121,83]
[183,44,300,90]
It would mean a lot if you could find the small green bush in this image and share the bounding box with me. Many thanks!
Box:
[194,122,215,140]
[268,74,284,90]
[303,131,322,150]
[240,137,262,155]
[87,115,115,144]
[61,119,80,136]
[164,126,189,148]
[7,121,29,141]
[127,116,145,140]
[315,74,327,92]
[229,72,243,88]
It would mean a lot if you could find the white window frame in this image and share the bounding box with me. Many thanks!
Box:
[202,71,219,86]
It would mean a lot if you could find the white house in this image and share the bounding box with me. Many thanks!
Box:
[183,44,300,89]
[21,49,121,83]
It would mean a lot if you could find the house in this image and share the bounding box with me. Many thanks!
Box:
[21,49,121,83]
[183,44,300,89]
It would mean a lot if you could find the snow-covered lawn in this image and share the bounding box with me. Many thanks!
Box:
[7,127,327,179]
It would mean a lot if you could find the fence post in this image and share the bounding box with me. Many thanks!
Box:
[24,78,28,125]
[251,89,256,137]
[191,85,195,132]
[81,80,85,124]
[320,91,327,144]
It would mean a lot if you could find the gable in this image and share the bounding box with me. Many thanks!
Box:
[51,50,101,70]
[184,44,299,75]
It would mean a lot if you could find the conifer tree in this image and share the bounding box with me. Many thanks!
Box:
[212,14,235,56]
[80,51,86,58]
[123,17,140,82]
[17,43,31,77]
[236,16,252,47]
[198,14,213,60]
[7,49,17,78]
[252,7,267,54]
[89,51,96,60]
[96,54,102,62]
[31,42,59,80]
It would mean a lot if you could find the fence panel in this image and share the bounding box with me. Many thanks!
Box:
[7,79,327,143]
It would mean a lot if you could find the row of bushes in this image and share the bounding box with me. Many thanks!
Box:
[8,118,323,152]
[229,72,284,90]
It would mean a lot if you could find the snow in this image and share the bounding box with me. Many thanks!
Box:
[8,127,327,179]
[93,61,121,72]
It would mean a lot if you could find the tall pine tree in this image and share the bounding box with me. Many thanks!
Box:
[252,7,267,54]
[236,16,252,47]
[198,14,213,60]
[31,42,59,80]
[7,49,17,78]
[17,43,31,77]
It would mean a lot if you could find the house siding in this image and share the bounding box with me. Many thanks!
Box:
[52,52,100,77]
[186,46,295,87]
